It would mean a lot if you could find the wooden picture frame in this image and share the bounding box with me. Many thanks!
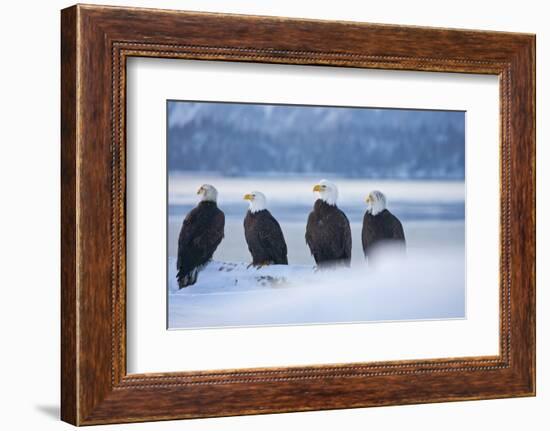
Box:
[61,4,535,425]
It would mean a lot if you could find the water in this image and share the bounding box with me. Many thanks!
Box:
[167,174,465,265]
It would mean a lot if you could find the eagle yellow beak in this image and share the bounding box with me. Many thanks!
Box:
[197,187,203,195]
[313,184,322,192]
[243,193,254,201]
[366,196,372,203]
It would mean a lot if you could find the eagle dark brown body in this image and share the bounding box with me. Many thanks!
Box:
[361,209,405,262]
[244,209,288,266]
[177,201,225,288]
[305,199,352,267]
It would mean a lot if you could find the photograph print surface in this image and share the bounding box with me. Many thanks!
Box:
[167,101,465,329]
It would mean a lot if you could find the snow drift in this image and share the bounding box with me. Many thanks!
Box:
[168,250,465,329]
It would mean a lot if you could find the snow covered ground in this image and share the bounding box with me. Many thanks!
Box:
[168,251,465,329]
[167,174,465,329]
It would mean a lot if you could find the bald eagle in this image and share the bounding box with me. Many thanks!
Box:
[243,191,288,266]
[177,184,225,288]
[305,180,352,267]
[362,190,406,263]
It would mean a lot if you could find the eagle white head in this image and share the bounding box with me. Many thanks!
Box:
[313,179,338,206]
[197,184,218,202]
[243,191,267,213]
[366,190,387,215]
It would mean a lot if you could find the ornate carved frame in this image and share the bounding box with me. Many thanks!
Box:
[61,4,535,425]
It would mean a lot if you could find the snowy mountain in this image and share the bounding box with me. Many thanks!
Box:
[168,102,465,180]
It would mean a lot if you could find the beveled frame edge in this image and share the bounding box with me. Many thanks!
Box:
[61,4,535,425]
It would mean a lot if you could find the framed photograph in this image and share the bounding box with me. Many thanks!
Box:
[164,101,466,331]
[61,4,535,425]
